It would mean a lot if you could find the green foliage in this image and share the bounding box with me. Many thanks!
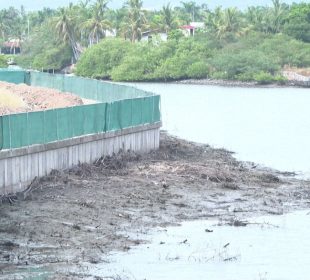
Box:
[253,71,277,84]
[210,48,279,80]
[111,44,156,81]
[152,39,210,80]
[78,38,212,81]
[253,72,287,85]
[284,3,310,42]
[76,31,310,82]
[76,38,132,78]
[111,52,149,81]
[187,62,209,78]
[258,34,310,67]
[15,21,72,70]
[4,0,308,83]
[0,54,7,68]
[167,29,184,41]
[208,32,309,81]
[32,46,72,70]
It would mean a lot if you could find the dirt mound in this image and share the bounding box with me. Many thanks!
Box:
[0,81,85,115]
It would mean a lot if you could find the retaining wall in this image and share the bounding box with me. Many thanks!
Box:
[0,70,161,195]
[0,122,161,194]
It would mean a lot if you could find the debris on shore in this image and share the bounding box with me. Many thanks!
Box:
[1,132,309,278]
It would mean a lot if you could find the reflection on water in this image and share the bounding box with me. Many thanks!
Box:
[94,210,310,280]
[131,83,310,174]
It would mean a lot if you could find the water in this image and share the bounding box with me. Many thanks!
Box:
[94,83,310,280]
[94,210,310,280]
[131,83,310,174]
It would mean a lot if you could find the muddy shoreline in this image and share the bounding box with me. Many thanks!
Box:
[173,78,310,88]
[1,132,310,279]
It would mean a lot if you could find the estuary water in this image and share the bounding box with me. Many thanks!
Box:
[133,83,310,175]
[96,210,310,280]
[94,83,310,280]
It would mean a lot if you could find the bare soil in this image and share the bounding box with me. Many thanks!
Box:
[1,132,310,279]
[0,81,84,115]
[284,67,310,77]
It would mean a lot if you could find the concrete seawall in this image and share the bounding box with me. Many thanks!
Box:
[0,122,161,195]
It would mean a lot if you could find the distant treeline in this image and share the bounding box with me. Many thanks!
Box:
[0,0,309,83]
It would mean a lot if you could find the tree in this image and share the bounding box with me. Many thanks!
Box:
[82,0,111,45]
[0,15,8,40]
[28,8,56,34]
[160,4,176,33]
[124,0,148,42]
[180,1,201,22]
[110,8,127,36]
[266,0,288,34]
[0,7,23,39]
[206,7,241,39]
[53,7,80,61]
[246,6,269,33]
[284,3,310,42]
[83,16,111,45]
[16,20,72,70]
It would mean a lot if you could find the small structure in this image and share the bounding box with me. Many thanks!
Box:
[180,22,205,37]
[1,39,22,54]
[105,29,116,38]
[141,30,168,42]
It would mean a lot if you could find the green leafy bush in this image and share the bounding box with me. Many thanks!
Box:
[75,32,310,83]
[253,71,276,84]
[16,21,72,70]
[76,39,133,78]
[209,48,279,80]
[284,3,310,43]
[186,62,209,78]
[31,46,71,70]
[0,55,7,68]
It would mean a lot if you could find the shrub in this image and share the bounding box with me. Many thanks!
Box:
[186,62,209,79]
[253,72,276,84]
[76,38,132,79]
[0,55,7,68]
[32,46,71,70]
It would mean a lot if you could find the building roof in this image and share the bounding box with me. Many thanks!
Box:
[2,39,21,48]
[180,25,195,30]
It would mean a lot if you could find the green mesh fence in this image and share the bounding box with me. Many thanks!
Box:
[0,69,28,84]
[0,70,161,150]
[30,72,153,102]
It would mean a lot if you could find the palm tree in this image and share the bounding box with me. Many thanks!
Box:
[125,0,147,42]
[206,7,241,39]
[81,0,111,45]
[181,1,200,22]
[112,8,127,36]
[53,7,80,61]
[223,8,240,33]
[267,0,287,33]
[161,4,175,33]
[83,14,111,45]
[0,16,8,40]
[246,6,268,33]
[94,0,109,19]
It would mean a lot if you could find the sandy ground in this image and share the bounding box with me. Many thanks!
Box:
[0,81,84,115]
[0,132,310,279]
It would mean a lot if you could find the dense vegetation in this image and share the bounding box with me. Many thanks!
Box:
[76,32,310,83]
[0,0,309,83]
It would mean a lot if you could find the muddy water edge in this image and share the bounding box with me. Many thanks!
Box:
[0,132,310,279]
